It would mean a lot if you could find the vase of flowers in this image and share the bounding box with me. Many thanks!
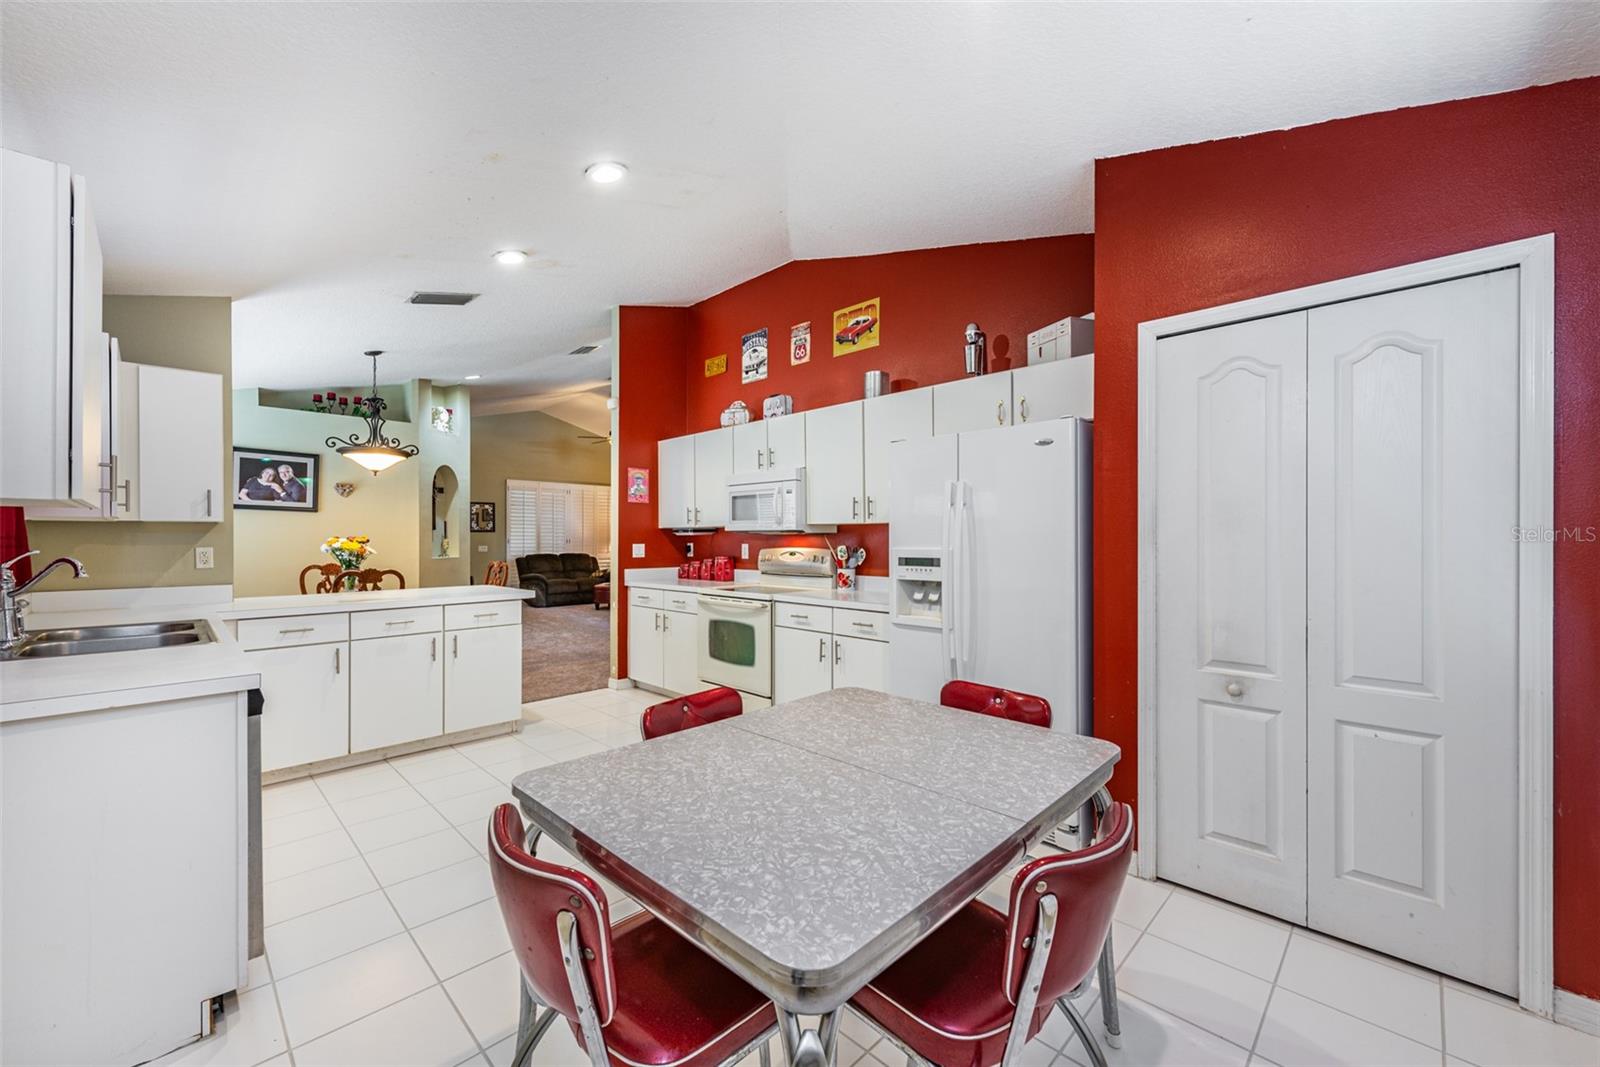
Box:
[321,535,373,590]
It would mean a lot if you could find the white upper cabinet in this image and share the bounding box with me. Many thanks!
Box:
[1,151,105,508]
[933,373,1013,435]
[1013,355,1093,423]
[862,389,932,524]
[135,365,224,522]
[26,335,121,521]
[765,413,806,470]
[804,401,865,525]
[692,428,733,527]
[657,434,696,528]
[731,421,767,476]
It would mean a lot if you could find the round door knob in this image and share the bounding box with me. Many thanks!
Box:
[1225,681,1245,698]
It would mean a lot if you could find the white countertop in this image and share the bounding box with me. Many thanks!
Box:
[0,584,535,722]
[624,568,890,613]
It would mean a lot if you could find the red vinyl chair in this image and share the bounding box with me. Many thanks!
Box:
[640,686,744,741]
[848,802,1134,1067]
[940,680,1053,730]
[489,804,776,1067]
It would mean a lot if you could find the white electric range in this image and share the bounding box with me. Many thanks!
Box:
[695,547,835,699]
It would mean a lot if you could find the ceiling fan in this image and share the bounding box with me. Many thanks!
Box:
[578,431,611,445]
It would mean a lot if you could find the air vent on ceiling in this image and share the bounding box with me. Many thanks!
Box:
[408,291,479,306]
[569,344,599,355]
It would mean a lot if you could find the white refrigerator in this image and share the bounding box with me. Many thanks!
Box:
[887,418,1092,734]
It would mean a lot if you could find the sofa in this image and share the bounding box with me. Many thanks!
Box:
[516,553,609,607]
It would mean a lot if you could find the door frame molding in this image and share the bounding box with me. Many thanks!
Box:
[1135,234,1556,1014]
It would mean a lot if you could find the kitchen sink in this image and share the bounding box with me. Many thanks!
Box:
[1,620,214,660]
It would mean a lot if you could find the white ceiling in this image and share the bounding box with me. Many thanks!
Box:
[5,2,1596,404]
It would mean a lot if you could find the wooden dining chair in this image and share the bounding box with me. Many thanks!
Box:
[299,562,343,594]
[484,559,511,587]
[640,686,744,741]
[488,804,776,1067]
[305,567,407,593]
[940,680,1053,729]
[848,802,1134,1067]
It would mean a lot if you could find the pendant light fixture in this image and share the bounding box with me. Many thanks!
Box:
[325,350,419,474]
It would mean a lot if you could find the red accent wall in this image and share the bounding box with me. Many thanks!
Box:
[1091,77,1600,997]
[615,236,1093,685]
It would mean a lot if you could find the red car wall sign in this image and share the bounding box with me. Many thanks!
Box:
[832,297,881,357]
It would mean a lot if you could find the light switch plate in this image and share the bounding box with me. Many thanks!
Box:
[741,543,749,559]
[477,545,487,552]
[194,546,215,570]
[631,543,644,558]
[686,543,694,557]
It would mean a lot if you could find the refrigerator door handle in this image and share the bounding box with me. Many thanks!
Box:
[956,480,975,675]
[940,480,957,680]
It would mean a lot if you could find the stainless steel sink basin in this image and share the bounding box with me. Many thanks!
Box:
[28,622,199,642]
[1,620,214,661]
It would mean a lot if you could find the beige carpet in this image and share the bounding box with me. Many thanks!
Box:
[520,602,611,703]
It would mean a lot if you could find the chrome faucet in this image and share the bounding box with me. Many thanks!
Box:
[2,551,89,651]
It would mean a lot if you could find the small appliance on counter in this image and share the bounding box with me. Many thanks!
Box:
[964,323,987,376]
[1027,315,1094,365]
[762,394,794,419]
[719,400,752,426]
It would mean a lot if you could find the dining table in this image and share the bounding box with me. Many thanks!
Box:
[511,687,1122,1067]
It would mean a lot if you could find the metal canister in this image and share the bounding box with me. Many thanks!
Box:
[863,370,889,398]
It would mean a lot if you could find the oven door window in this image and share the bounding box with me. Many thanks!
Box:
[707,619,758,667]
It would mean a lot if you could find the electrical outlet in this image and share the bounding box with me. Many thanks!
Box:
[741,543,749,559]
[194,546,215,570]
[477,544,487,553]
[631,543,645,559]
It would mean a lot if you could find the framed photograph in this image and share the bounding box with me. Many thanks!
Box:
[470,501,496,532]
[233,447,320,512]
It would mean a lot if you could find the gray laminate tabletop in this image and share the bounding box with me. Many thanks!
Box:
[510,687,1119,1014]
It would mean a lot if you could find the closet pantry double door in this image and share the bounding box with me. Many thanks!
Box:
[1153,269,1520,994]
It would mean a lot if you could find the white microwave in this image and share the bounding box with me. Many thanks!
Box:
[725,468,808,532]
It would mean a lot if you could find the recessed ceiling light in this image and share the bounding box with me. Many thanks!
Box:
[464,374,482,381]
[493,249,528,266]
[585,161,628,185]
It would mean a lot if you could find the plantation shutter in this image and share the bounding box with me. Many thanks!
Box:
[505,480,610,562]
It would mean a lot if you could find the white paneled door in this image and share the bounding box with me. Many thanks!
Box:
[1154,312,1310,923]
[1152,270,1521,994]
[1305,271,1520,993]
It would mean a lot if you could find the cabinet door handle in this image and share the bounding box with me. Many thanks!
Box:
[205,488,213,517]
[385,619,414,627]
[756,448,764,469]
[473,612,498,618]
[695,506,701,523]
[654,612,661,631]
[866,496,874,520]
[996,400,1005,425]
[852,496,859,520]
[834,639,843,666]
[686,506,691,523]
[851,620,874,629]
[1019,396,1029,422]
[662,613,669,632]
[431,637,437,661]
[334,646,341,674]
[278,626,313,635]
[453,634,459,659]
[766,447,774,467]
[117,476,132,512]
[818,637,826,662]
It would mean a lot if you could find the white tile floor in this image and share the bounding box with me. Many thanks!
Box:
[157,686,1600,1067]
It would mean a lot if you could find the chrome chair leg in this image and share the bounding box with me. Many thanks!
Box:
[757,1039,771,1067]
[1088,788,1123,1049]
[510,1000,559,1067]
[1058,997,1109,1067]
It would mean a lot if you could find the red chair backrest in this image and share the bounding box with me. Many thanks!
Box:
[940,680,1053,730]
[488,804,618,1025]
[640,686,744,740]
[1002,802,1134,1006]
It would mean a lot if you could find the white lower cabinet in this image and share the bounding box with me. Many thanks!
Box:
[350,631,444,752]
[774,625,833,704]
[253,642,350,772]
[445,624,522,732]
[832,634,888,691]
[773,605,889,700]
[660,608,701,695]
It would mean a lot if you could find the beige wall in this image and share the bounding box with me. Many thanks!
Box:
[232,391,424,597]
[27,296,234,591]
[469,409,610,568]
